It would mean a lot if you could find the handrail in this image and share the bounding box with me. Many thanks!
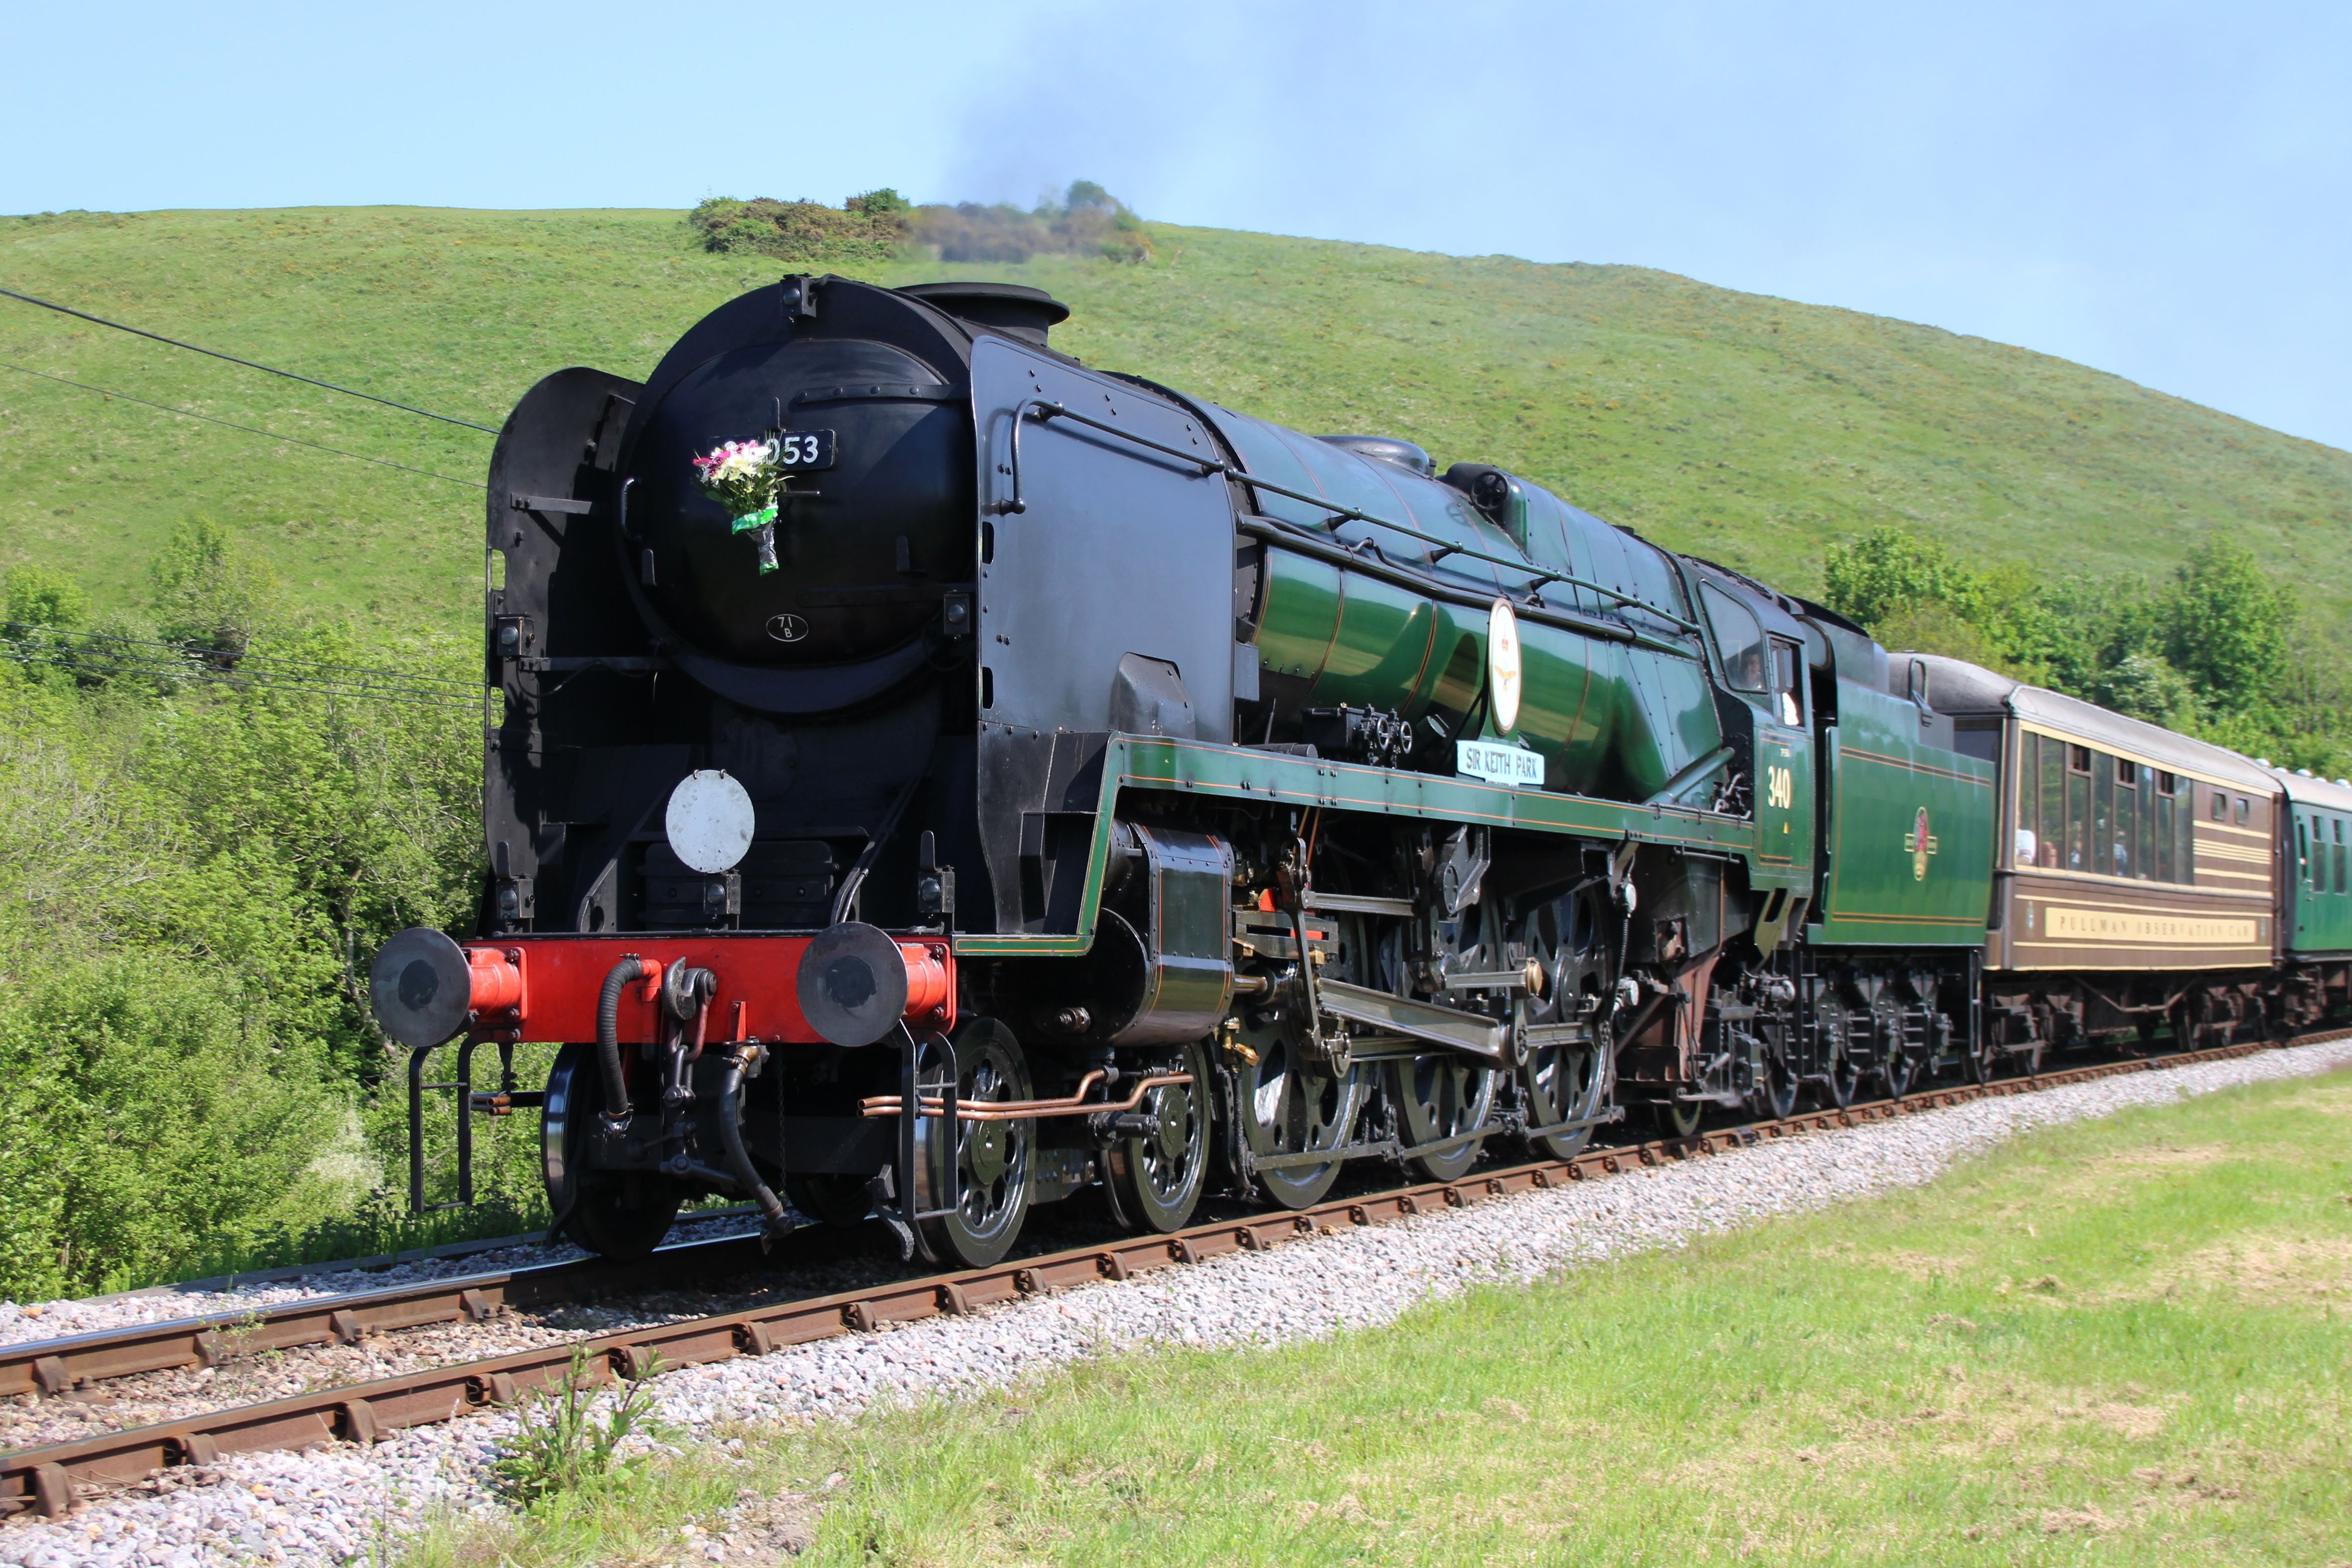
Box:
[993,398,1700,635]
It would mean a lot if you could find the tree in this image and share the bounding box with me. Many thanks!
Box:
[2158,542,2290,714]
[3,564,87,631]
[150,517,274,663]
[1820,528,1981,630]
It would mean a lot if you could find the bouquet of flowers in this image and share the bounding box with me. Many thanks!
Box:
[691,438,785,574]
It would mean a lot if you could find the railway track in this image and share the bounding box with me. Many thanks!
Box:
[0,1031,2332,1521]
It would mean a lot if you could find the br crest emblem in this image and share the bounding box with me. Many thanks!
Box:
[1903,806,1939,881]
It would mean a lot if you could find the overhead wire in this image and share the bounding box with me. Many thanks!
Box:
[0,286,501,433]
[0,362,488,489]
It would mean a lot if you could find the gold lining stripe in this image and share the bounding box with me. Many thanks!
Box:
[2195,822,2274,841]
[2004,945,2276,959]
[1839,745,1994,788]
[2008,866,2263,898]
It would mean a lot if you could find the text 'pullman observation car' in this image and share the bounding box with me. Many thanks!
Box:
[366,275,2349,1267]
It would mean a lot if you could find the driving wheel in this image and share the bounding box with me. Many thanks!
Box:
[1519,887,1614,1158]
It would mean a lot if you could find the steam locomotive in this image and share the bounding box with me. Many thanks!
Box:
[369,275,2352,1268]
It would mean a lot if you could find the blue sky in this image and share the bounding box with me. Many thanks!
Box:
[7,1,2350,451]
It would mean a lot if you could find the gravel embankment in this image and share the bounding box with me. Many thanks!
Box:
[6,1040,2347,1568]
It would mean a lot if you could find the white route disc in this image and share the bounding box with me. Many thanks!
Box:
[665,769,755,873]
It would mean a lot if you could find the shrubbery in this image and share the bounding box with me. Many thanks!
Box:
[1822,528,2349,773]
[688,181,1153,266]
[0,523,544,1298]
[687,189,914,263]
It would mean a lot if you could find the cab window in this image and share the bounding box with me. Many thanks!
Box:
[1769,639,1802,726]
[1699,582,1766,693]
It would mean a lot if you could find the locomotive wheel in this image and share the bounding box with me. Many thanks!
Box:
[542,1043,681,1260]
[785,1173,873,1229]
[1233,1024,1368,1209]
[1882,1049,1916,1100]
[1520,887,1614,1159]
[1652,1098,1703,1139]
[1394,1052,1499,1182]
[1813,995,1859,1110]
[1103,1037,1213,1233]
[1758,1054,1801,1120]
[913,1020,1033,1270]
[1962,1035,1994,1086]
[568,1174,685,1260]
[1521,1032,1609,1159]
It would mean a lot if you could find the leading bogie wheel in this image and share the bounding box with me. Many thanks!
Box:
[785,1173,874,1229]
[542,1043,681,1260]
[1103,1037,1213,1233]
[913,1019,1034,1270]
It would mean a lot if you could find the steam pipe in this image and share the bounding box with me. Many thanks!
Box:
[713,1044,790,1239]
[857,1071,1194,1122]
[595,955,658,1128]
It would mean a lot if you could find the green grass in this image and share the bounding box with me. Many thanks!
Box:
[412,1065,2352,1567]
[5,207,2350,633]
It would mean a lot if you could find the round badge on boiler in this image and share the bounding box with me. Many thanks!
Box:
[765,613,809,643]
[1487,597,1523,734]
[665,769,755,873]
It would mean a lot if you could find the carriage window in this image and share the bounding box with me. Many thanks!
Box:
[2038,735,2064,867]
[2336,818,2348,894]
[2092,752,2116,876]
[1698,582,1767,693]
[2299,819,2312,887]
[2017,733,2039,863]
[2113,759,2138,879]
[2236,796,2251,825]
[2151,766,2175,882]
[2210,789,2227,820]
[2064,746,2091,870]
[2178,782,2196,881]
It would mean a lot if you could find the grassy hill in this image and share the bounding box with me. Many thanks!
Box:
[5,205,2350,633]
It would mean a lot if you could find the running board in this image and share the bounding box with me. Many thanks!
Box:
[1315,979,1508,1063]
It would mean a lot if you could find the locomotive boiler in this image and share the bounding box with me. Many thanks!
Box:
[368,272,2333,1271]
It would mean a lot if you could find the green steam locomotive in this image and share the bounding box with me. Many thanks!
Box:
[368,275,2345,1269]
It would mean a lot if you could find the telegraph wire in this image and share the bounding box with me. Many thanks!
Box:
[0,362,488,489]
[0,286,501,433]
